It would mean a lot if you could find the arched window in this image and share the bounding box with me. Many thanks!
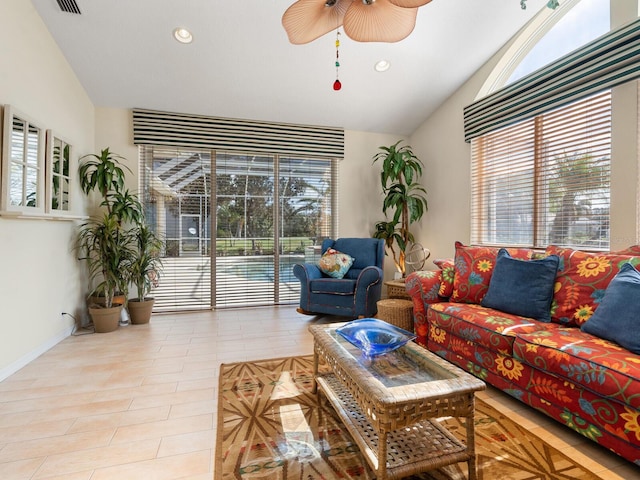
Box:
[508,0,609,85]
[468,1,619,251]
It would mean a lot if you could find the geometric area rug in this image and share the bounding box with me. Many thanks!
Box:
[215,355,604,480]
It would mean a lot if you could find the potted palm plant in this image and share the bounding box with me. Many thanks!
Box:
[77,148,145,332]
[128,224,163,324]
[372,141,428,277]
[78,213,135,332]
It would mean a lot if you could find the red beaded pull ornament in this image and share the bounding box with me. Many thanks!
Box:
[333,30,342,91]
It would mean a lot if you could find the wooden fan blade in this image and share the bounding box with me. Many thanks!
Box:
[343,0,418,43]
[388,0,432,8]
[282,0,349,44]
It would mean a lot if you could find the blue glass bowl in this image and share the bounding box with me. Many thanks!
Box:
[336,318,416,357]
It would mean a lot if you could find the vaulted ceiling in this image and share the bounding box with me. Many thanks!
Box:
[31,0,549,136]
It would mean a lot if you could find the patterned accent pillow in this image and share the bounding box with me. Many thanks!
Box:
[451,241,534,304]
[318,248,354,279]
[546,245,640,326]
[433,258,455,298]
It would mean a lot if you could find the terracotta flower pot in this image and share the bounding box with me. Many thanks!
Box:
[128,298,155,325]
[89,304,123,333]
[88,293,126,308]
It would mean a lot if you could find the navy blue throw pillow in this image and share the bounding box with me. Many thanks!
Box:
[481,249,559,322]
[581,263,640,354]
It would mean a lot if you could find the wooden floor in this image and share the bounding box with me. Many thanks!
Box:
[0,306,638,479]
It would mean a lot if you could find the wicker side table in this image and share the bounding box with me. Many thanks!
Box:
[384,279,411,299]
[376,298,414,332]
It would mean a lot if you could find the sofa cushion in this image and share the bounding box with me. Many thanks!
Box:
[310,278,356,295]
[513,327,640,410]
[318,248,354,279]
[481,249,559,323]
[451,242,534,304]
[428,302,558,354]
[433,258,455,297]
[546,246,640,326]
[581,263,640,354]
[612,245,640,255]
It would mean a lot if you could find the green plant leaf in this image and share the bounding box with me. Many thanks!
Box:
[372,141,428,274]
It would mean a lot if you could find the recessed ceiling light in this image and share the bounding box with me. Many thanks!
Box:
[173,27,193,44]
[374,60,391,72]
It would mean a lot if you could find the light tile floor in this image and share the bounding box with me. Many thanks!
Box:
[0,306,638,479]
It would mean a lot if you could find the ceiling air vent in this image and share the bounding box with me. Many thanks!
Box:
[56,0,81,14]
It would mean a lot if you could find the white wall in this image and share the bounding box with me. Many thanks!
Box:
[408,57,500,262]
[0,0,95,378]
[409,4,640,262]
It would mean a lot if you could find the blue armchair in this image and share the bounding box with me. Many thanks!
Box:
[293,238,384,318]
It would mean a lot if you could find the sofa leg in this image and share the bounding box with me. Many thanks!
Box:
[296,307,315,315]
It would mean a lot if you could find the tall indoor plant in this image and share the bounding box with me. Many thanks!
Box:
[372,141,428,277]
[77,148,156,331]
[128,224,164,324]
[77,213,135,331]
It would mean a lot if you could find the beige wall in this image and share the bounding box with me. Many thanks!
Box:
[0,0,95,378]
[409,4,640,262]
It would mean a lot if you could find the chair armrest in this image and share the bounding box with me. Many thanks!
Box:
[355,266,384,317]
[293,263,323,283]
[406,270,448,347]
[355,265,383,290]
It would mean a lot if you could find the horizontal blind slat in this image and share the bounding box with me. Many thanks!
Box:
[471,91,611,250]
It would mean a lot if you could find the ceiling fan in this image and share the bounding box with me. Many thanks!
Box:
[282,0,560,44]
[282,0,432,44]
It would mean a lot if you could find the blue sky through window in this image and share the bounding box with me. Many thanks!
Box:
[508,0,610,84]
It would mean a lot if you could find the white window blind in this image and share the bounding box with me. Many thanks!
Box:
[471,90,611,250]
[141,147,213,311]
[213,152,337,308]
[136,110,343,311]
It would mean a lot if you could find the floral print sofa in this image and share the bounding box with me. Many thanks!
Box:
[406,242,640,465]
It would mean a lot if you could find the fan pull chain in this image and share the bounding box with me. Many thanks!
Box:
[333,30,342,91]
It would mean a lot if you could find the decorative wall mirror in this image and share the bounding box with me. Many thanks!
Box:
[1,105,45,214]
[45,131,72,213]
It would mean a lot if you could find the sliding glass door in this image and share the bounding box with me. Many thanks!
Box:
[214,153,276,307]
[140,146,336,311]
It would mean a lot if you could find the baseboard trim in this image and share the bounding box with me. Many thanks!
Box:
[0,326,74,382]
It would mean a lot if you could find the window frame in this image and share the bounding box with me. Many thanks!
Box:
[45,130,73,215]
[140,145,338,311]
[471,90,612,251]
[1,105,46,215]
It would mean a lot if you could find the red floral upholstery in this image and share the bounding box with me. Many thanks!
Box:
[405,270,445,346]
[546,246,640,326]
[451,242,534,304]
[429,341,640,464]
[408,243,640,465]
[513,328,640,409]
[432,258,455,297]
[428,303,555,353]
[427,307,640,464]
[613,245,640,255]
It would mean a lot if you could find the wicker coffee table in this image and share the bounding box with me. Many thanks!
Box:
[309,323,486,480]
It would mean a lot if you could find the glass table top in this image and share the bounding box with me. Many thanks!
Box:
[327,327,455,388]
